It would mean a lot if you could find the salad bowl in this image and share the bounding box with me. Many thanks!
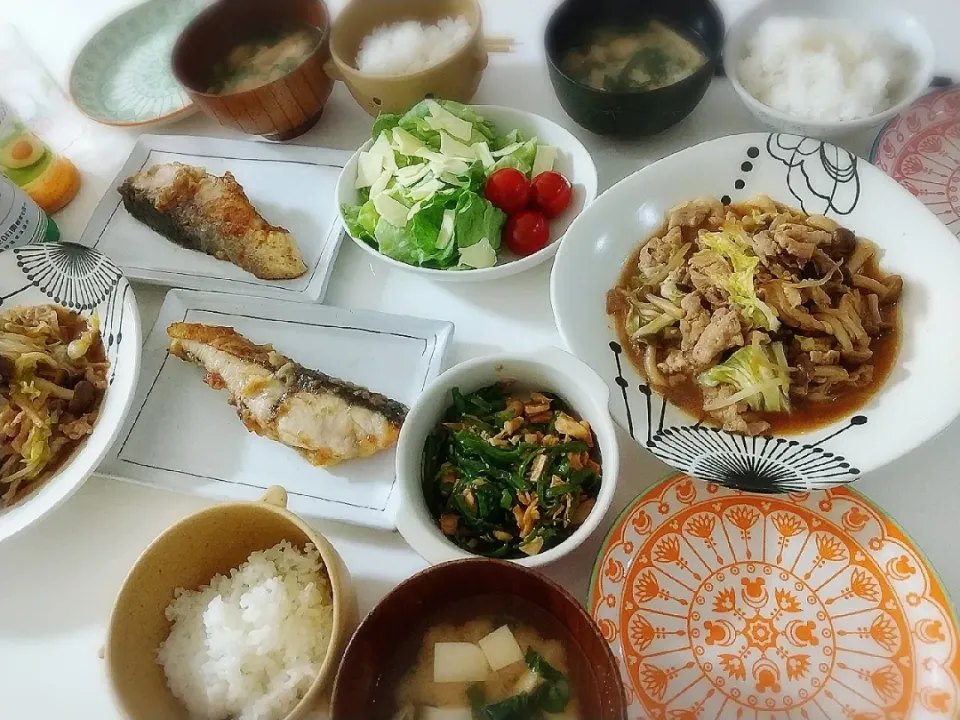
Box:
[337,103,598,281]
[551,132,960,492]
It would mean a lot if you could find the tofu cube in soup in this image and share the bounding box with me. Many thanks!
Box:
[433,642,489,683]
[478,625,524,671]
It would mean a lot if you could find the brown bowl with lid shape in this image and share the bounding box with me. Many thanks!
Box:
[331,558,628,718]
[172,0,335,141]
[105,486,358,720]
[328,0,487,116]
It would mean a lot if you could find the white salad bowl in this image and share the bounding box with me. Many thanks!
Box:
[395,348,619,567]
[723,0,935,140]
[0,242,140,542]
[336,104,598,281]
[551,132,960,492]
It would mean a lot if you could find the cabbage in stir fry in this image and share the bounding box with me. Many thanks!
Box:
[0,304,108,505]
[606,195,903,435]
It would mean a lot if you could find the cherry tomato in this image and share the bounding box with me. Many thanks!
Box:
[504,210,550,256]
[530,171,572,218]
[485,168,530,215]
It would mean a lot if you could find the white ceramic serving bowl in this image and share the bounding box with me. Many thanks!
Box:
[723,0,935,140]
[0,242,140,542]
[395,348,619,567]
[551,132,960,493]
[336,105,598,281]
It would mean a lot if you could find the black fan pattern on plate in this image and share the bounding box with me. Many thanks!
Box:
[608,342,865,493]
[14,242,122,310]
[2,242,128,386]
[766,134,860,215]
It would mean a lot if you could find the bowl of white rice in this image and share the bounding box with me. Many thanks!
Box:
[328,0,487,116]
[723,0,935,138]
[105,486,358,720]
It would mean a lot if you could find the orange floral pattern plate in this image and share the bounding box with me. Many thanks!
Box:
[589,474,960,719]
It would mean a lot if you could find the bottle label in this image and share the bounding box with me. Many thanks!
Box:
[0,174,59,251]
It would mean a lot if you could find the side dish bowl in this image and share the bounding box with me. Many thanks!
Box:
[330,558,628,718]
[328,0,487,116]
[106,486,358,720]
[544,0,724,138]
[551,132,960,492]
[172,0,335,141]
[336,104,598,281]
[0,242,140,543]
[395,348,619,567]
[723,0,935,139]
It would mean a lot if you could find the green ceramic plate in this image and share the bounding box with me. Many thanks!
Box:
[69,0,204,127]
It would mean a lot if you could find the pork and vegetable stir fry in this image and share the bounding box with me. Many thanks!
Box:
[606,195,903,435]
[0,305,108,505]
[423,383,602,558]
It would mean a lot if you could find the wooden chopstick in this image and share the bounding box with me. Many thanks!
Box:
[483,36,516,53]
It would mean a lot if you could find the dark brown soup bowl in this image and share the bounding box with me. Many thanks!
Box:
[545,0,724,138]
[331,558,627,719]
[172,0,334,141]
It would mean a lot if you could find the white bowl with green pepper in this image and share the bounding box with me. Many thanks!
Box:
[395,348,619,567]
[337,100,598,280]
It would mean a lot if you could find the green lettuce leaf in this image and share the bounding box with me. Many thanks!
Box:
[370,112,401,140]
[373,193,459,268]
[490,138,539,177]
[454,192,506,250]
[340,200,379,244]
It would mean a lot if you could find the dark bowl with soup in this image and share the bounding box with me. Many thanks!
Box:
[545,0,723,138]
[331,559,627,719]
[172,0,335,141]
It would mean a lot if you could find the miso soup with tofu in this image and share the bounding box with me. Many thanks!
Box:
[562,20,706,92]
[386,596,594,719]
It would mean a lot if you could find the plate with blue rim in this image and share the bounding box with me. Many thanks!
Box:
[551,132,960,493]
[0,239,140,543]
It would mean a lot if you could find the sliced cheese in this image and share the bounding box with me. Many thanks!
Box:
[436,209,456,249]
[373,193,410,228]
[532,144,558,177]
[459,237,497,269]
[425,99,474,141]
[473,141,495,169]
[368,133,397,171]
[433,642,489,683]
[391,127,426,156]
[368,168,393,199]
[477,625,524,671]
[355,151,384,189]
[395,163,431,187]
[409,177,445,201]
[405,200,423,221]
[440,131,477,160]
[421,708,473,720]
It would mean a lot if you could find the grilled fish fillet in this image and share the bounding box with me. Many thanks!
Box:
[118,162,307,280]
[167,323,406,466]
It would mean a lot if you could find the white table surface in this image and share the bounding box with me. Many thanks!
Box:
[4,1,960,718]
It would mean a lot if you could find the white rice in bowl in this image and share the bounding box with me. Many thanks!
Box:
[157,541,334,720]
[738,17,915,122]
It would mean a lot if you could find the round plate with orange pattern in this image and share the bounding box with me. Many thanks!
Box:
[589,474,960,719]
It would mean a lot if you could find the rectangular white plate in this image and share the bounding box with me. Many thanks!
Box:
[98,289,454,530]
[80,134,351,302]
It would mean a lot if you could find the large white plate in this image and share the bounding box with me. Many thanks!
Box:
[97,289,453,529]
[80,134,351,301]
[336,105,598,282]
[0,241,140,543]
[551,132,960,492]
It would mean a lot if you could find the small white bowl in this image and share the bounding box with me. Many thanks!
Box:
[395,348,619,567]
[723,0,935,139]
[336,105,598,282]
